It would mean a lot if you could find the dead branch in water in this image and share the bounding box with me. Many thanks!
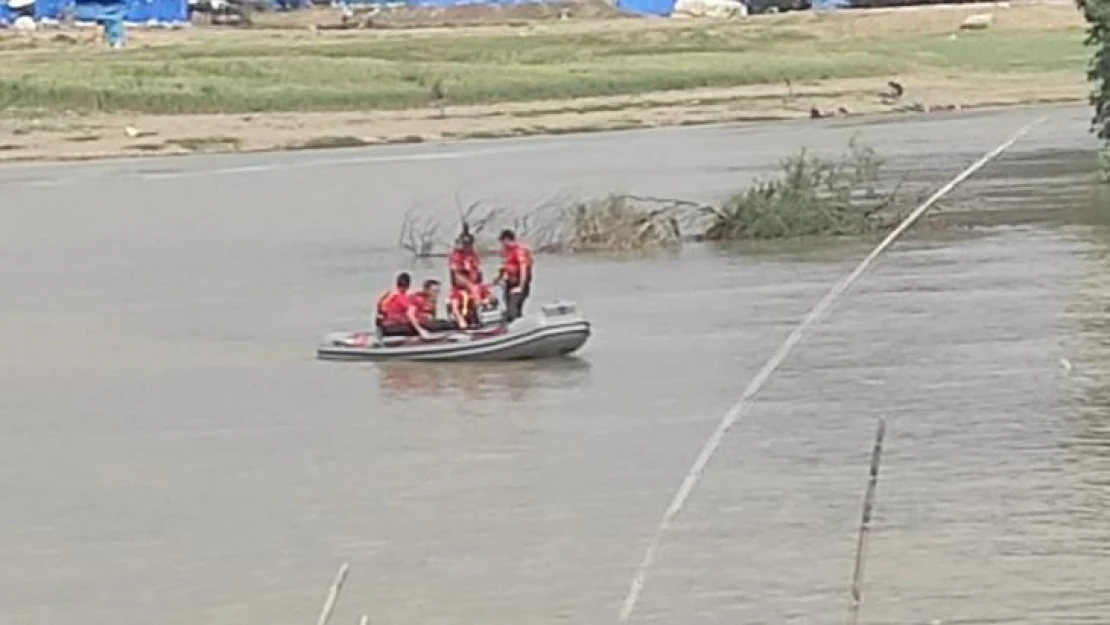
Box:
[397,193,701,257]
[397,207,445,258]
[847,417,887,625]
[395,139,907,256]
[454,194,507,238]
[399,195,513,258]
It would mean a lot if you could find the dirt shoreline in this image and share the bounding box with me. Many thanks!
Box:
[0,71,1086,164]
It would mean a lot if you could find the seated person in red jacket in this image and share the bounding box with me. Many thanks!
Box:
[378,275,457,338]
[375,272,413,336]
[405,278,459,339]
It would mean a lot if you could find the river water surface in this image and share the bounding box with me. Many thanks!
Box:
[2,106,1110,625]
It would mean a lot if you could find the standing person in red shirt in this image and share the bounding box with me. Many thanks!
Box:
[494,229,534,322]
[376,272,413,336]
[448,228,485,302]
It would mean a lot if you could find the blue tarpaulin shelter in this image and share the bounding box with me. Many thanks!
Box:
[123,0,187,22]
[338,0,676,14]
[0,0,187,24]
[74,0,128,44]
[613,0,674,15]
[340,0,564,7]
[0,0,33,24]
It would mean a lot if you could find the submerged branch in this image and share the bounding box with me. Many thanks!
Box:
[396,137,909,257]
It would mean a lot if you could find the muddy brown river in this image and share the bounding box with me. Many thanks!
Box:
[2,105,1109,624]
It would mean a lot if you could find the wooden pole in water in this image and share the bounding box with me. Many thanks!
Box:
[847,416,886,625]
[316,562,350,625]
[358,616,369,625]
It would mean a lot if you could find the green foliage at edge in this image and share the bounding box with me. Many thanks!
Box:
[1077,0,1110,178]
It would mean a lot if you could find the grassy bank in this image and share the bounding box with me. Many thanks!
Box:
[0,4,1087,115]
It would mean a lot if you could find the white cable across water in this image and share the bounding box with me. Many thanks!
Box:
[617,115,1049,623]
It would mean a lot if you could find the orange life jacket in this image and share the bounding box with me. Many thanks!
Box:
[376,288,410,326]
[500,242,533,285]
[449,248,483,287]
[408,291,436,324]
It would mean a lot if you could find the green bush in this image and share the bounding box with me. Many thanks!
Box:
[1078,0,1110,179]
[703,139,900,240]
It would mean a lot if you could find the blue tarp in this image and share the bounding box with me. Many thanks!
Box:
[0,1,31,24]
[35,0,71,19]
[272,0,310,10]
[73,0,127,44]
[340,0,558,7]
[0,0,187,24]
[614,0,674,15]
[121,0,186,22]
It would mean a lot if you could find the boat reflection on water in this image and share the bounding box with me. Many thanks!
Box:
[376,357,592,402]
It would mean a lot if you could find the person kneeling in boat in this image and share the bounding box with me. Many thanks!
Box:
[406,278,460,339]
[448,280,497,329]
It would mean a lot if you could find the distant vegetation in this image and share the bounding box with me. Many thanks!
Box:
[0,5,1085,115]
[399,139,905,255]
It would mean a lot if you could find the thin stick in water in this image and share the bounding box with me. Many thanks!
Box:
[358,616,370,625]
[316,562,350,625]
[847,416,887,625]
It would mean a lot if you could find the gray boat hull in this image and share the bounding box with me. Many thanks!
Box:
[316,302,591,363]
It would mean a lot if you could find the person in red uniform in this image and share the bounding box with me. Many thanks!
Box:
[493,229,534,322]
[375,272,413,336]
[406,278,458,339]
[448,284,473,329]
[448,228,485,302]
[449,283,483,329]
